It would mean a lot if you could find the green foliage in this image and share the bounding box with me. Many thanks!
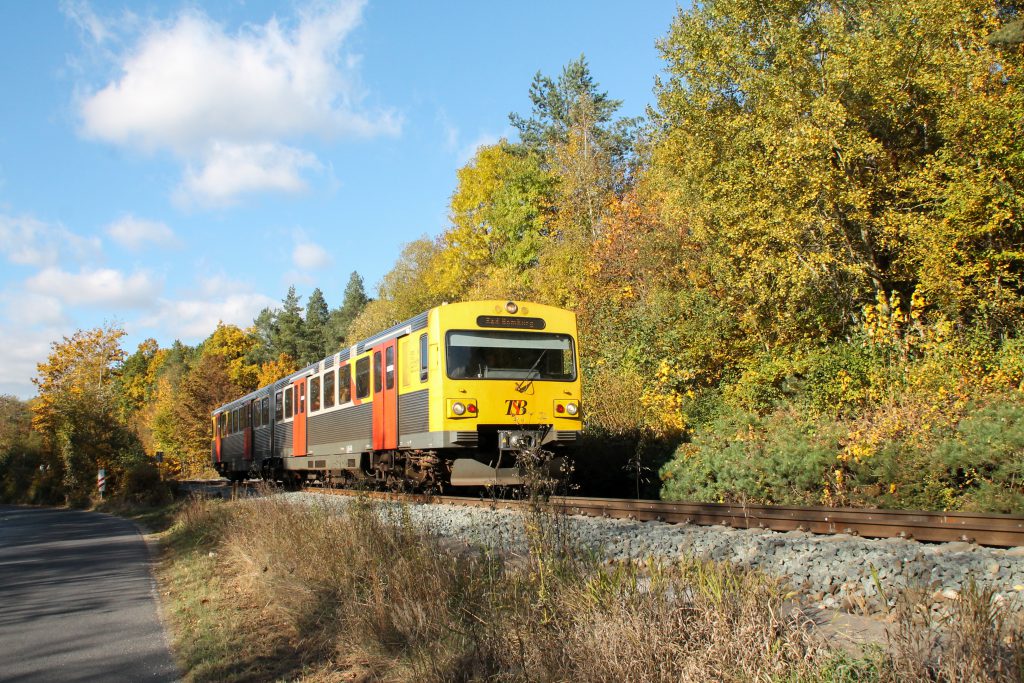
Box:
[661,409,844,505]
[301,287,330,365]
[448,142,557,273]
[326,271,370,348]
[273,285,304,362]
[510,53,639,171]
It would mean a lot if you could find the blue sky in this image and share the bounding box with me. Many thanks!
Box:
[0,0,681,398]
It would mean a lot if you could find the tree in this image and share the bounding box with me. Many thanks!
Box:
[172,353,240,476]
[302,288,330,364]
[327,271,370,348]
[445,142,558,277]
[510,54,639,167]
[202,322,259,391]
[32,326,142,503]
[257,353,298,388]
[247,307,277,366]
[272,286,304,363]
[117,338,160,420]
[652,0,1023,347]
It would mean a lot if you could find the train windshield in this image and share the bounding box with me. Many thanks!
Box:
[445,331,576,381]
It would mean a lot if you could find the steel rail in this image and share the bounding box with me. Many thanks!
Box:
[181,481,1024,547]
[308,489,1024,548]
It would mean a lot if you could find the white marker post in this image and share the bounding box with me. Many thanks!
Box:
[97,469,107,500]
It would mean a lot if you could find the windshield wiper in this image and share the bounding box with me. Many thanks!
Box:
[515,350,548,393]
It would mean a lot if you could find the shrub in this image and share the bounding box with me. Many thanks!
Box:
[660,408,843,505]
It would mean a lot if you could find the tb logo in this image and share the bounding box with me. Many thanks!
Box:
[505,400,528,416]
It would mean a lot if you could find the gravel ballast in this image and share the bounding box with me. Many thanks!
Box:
[283,491,1024,612]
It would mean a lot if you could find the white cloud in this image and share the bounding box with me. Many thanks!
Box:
[137,292,276,340]
[62,0,113,44]
[0,324,66,399]
[1,291,66,327]
[0,213,102,266]
[75,1,401,204]
[26,266,161,309]
[177,142,321,205]
[292,241,332,269]
[106,214,178,250]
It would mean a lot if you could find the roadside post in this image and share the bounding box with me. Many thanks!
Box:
[97,469,106,500]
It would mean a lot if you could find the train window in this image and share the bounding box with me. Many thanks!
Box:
[355,357,370,400]
[262,397,270,424]
[285,387,293,419]
[386,346,395,390]
[419,334,428,381]
[218,413,225,436]
[445,331,577,381]
[324,370,335,409]
[373,352,382,394]
[298,383,305,414]
[251,404,257,429]
[340,365,352,403]
[275,391,283,421]
[310,376,321,412]
[231,409,238,433]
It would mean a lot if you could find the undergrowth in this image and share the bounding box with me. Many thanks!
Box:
[158,491,1024,682]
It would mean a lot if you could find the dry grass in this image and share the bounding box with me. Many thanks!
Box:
[157,491,1024,682]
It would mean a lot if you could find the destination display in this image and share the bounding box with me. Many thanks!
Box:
[476,315,546,330]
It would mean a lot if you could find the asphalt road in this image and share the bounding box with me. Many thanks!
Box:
[0,505,178,682]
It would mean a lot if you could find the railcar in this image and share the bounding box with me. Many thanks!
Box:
[212,300,581,488]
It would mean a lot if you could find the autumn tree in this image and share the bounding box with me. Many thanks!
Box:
[652,0,1023,345]
[31,326,143,503]
[202,322,259,391]
[448,143,557,272]
[172,353,240,476]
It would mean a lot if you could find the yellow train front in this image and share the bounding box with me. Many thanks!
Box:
[211,300,582,488]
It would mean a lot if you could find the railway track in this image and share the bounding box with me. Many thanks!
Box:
[182,480,1024,547]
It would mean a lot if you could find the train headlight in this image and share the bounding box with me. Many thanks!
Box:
[554,400,581,418]
[447,399,478,418]
[505,301,518,314]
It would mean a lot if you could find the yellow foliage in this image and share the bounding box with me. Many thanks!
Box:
[257,354,298,388]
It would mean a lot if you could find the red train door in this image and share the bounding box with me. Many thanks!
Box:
[243,400,253,460]
[213,415,222,463]
[292,377,307,457]
[372,340,398,451]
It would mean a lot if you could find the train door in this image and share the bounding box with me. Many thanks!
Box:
[213,415,222,463]
[372,340,398,451]
[292,377,307,457]
[243,400,253,461]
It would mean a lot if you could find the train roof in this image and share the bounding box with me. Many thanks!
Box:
[211,300,572,415]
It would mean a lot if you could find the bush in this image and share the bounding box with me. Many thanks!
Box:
[660,408,844,505]
[118,461,173,506]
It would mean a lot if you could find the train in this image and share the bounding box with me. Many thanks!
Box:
[211,300,582,488]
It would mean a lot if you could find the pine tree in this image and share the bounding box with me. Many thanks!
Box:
[327,272,370,348]
[302,287,330,364]
[273,286,304,363]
